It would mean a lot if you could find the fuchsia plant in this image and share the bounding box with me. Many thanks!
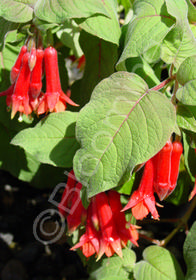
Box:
[0,0,196,279]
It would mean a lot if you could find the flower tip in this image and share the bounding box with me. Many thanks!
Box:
[155,186,169,201]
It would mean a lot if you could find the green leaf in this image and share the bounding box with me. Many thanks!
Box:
[0,122,40,181]
[185,0,196,23]
[184,221,196,280]
[71,31,118,108]
[0,17,19,51]
[14,0,37,5]
[73,72,176,198]
[161,0,196,69]
[166,171,192,205]
[0,0,33,22]
[11,111,80,168]
[0,118,66,188]
[75,0,121,45]
[134,245,185,280]
[34,0,109,24]
[176,80,196,106]
[56,20,82,57]
[116,173,136,195]
[184,130,196,148]
[89,247,136,280]
[177,104,196,133]
[176,55,196,85]
[117,0,175,67]
[116,56,160,88]
[183,131,196,182]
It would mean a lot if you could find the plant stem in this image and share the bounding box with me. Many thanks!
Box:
[160,195,196,247]
[171,79,179,105]
[150,75,175,91]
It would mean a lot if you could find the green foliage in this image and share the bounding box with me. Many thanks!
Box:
[73,72,175,198]
[0,0,33,22]
[177,104,196,133]
[89,247,136,280]
[117,0,175,67]
[183,131,196,183]
[71,31,118,107]
[34,0,109,23]
[75,0,121,45]
[12,111,79,167]
[134,245,185,280]
[161,0,196,69]
[184,221,196,280]
[176,55,196,86]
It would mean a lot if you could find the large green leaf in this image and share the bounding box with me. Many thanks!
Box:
[0,104,65,188]
[75,0,121,45]
[175,55,196,106]
[11,111,79,168]
[134,246,185,280]
[161,0,196,69]
[117,0,175,67]
[71,31,118,108]
[89,247,136,280]
[0,17,19,51]
[184,221,196,280]
[176,55,196,86]
[0,0,33,22]
[186,0,196,23]
[73,72,176,198]
[177,104,196,133]
[176,80,196,106]
[34,0,109,24]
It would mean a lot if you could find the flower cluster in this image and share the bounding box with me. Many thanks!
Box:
[0,45,78,118]
[122,140,183,220]
[59,171,138,259]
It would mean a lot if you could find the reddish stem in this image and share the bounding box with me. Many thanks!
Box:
[150,76,175,91]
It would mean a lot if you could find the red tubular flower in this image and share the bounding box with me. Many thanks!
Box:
[152,141,173,201]
[108,190,138,246]
[122,159,159,220]
[71,203,100,258]
[167,141,183,196]
[29,49,44,99]
[67,182,87,234]
[0,84,15,107]
[37,47,78,114]
[11,52,32,118]
[58,170,76,217]
[70,190,139,259]
[10,45,27,84]
[94,193,122,259]
[58,170,87,233]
